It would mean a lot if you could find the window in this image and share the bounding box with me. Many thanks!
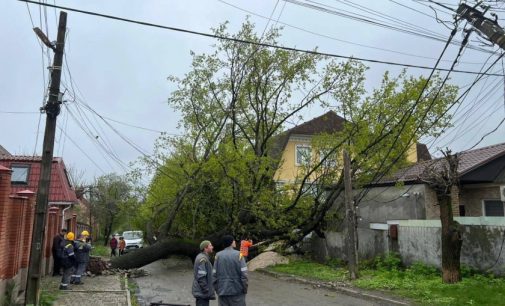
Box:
[296,145,311,166]
[483,200,504,217]
[319,149,337,167]
[11,164,30,184]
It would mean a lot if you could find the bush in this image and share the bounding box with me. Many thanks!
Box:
[375,253,402,271]
[407,262,439,277]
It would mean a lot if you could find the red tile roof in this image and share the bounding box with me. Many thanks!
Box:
[0,156,77,203]
[378,142,505,184]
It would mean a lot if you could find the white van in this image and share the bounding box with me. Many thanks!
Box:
[122,230,144,252]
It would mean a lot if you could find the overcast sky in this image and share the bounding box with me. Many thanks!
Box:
[1,0,504,182]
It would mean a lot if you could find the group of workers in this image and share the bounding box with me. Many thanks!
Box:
[51,228,92,290]
[192,235,253,306]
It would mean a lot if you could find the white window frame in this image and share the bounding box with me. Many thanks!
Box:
[11,164,30,184]
[481,199,505,217]
[319,149,337,168]
[295,144,311,166]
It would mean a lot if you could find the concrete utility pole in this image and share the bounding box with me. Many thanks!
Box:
[457,3,505,49]
[343,150,358,279]
[26,11,67,306]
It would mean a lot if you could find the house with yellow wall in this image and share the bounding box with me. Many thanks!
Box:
[273,111,432,186]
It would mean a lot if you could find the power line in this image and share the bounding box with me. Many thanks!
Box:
[19,0,504,76]
[219,0,484,65]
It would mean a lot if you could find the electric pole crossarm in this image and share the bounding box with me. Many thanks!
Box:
[25,11,67,306]
[457,4,505,50]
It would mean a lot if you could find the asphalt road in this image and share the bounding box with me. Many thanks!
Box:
[134,257,383,306]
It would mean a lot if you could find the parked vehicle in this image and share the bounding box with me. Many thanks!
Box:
[122,230,144,253]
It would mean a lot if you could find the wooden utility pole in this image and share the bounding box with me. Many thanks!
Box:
[343,150,358,279]
[26,11,67,306]
[457,4,505,49]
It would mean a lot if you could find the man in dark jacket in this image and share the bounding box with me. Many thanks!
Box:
[60,232,76,290]
[71,232,92,285]
[213,235,248,306]
[52,228,67,276]
[192,240,216,306]
[110,235,118,257]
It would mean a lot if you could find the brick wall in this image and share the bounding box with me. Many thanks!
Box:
[460,186,501,216]
[0,168,58,304]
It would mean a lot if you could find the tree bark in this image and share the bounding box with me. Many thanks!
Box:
[438,194,463,283]
[110,239,200,269]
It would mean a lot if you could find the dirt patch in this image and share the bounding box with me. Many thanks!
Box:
[248,251,289,271]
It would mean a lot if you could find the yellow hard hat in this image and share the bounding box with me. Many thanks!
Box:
[81,230,90,237]
[67,232,75,241]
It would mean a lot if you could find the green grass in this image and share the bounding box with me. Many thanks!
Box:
[268,256,505,306]
[39,291,59,306]
[270,260,347,282]
[91,244,110,257]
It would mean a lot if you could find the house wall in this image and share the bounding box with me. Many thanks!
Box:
[357,184,428,226]
[274,134,312,183]
[460,185,502,216]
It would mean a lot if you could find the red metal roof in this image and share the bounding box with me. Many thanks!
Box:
[0,156,77,203]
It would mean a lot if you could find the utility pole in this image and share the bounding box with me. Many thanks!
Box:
[26,11,67,306]
[457,3,505,49]
[343,150,358,279]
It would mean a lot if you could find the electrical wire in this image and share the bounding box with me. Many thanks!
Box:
[18,0,504,76]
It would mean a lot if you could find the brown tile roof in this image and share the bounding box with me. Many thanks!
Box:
[285,111,346,135]
[378,142,505,185]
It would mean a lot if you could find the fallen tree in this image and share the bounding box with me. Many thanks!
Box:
[111,239,200,269]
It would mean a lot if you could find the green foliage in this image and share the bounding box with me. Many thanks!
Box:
[39,291,58,306]
[374,253,403,271]
[270,260,347,281]
[91,244,110,257]
[132,19,459,242]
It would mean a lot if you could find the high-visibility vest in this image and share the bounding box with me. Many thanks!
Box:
[239,240,253,257]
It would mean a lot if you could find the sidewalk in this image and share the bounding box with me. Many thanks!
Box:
[40,274,130,306]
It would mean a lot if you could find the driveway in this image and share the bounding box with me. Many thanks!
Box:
[134,257,388,306]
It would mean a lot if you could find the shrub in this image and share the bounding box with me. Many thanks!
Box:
[375,253,402,271]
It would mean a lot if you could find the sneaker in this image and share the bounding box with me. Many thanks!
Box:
[59,285,71,290]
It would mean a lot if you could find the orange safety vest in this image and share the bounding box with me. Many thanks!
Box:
[239,240,253,257]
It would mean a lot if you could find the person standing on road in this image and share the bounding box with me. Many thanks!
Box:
[119,236,126,256]
[213,235,248,306]
[60,232,76,290]
[52,228,67,276]
[110,235,118,257]
[71,231,92,285]
[192,240,216,306]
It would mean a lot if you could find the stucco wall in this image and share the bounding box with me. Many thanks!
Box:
[356,184,428,226]
[398,218,505,275]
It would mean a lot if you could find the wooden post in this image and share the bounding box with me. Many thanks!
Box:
[343,150,358,279]
[25,11,67,305]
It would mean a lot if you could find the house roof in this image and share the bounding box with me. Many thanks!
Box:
[0,145,11,156]
[284,111,346,136]
[0,156,77,203]
[416,143,432,162]
[377,142,505,185]
[270,111,347,160]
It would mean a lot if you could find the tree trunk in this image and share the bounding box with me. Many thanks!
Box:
[110,239,200,269]
[439,195,463,283]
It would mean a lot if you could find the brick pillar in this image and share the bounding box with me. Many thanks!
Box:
[0,165,12,279]
[16,190,35,269]
[451,185,460,217]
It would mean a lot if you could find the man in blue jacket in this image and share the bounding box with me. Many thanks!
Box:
[192,240,216,306]
[213,235,248,306]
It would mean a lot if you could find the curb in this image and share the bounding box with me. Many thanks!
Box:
[256,269,410,306]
